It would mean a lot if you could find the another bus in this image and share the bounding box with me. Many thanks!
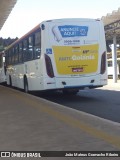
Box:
[5,18,107,94]
[0,51,6,84]
[107,58,120,78]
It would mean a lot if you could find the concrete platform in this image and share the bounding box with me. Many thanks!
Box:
[102,79,120,91]
[0,85,120,159]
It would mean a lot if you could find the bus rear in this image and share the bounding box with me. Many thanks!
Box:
[43,19,107,93]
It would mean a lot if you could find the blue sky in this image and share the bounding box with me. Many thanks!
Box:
[0,0,120,38]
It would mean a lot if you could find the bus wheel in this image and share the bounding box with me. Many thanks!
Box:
[9,76,12,87]
[24,79,29,93]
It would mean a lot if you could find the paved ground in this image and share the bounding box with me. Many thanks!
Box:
[102,79,120,91]
[37,78,120,123]
[0,81,120,159]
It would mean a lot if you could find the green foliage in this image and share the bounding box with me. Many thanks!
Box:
[0,37,18,51]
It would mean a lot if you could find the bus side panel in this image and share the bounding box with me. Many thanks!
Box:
[24,59,45,91]
[0,53,6,83]
[0,68,6,83]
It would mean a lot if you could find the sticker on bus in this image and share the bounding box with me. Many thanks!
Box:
[52,25,88,42]
[53,44,99,75]
[46,48,52,54]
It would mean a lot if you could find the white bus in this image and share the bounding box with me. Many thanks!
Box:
[0,51,6,84]
[107,58,120,78]
[5,18,107,94]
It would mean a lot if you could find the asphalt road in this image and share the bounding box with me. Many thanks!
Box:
[37,88,120,123]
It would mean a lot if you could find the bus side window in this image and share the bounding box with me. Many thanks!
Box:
[28,36,34,60]
[11,48,15,64]
[23,39,28,62]
[0,54,2,68]
[5,51,8,65]
[8,50,11,65]
[19,42,23,63]
[108,61,112,67]
[14,45,19,64]
[34,30,41,59]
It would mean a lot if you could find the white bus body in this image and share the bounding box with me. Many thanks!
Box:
[0,52,6,83]
[5,18,107,93]
[107,58,120,78]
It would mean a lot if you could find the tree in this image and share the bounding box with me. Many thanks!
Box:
[0,37,18,51]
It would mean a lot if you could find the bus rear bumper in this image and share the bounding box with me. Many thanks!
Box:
[54,75,107,90]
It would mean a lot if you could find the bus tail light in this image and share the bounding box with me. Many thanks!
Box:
[45,54,54,78]
[100,51,106,74]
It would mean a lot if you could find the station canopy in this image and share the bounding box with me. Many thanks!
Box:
[101,8,120,44]
[0,0,119,45]
[0,0,17,30]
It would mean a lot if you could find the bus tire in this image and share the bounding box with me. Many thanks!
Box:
[9,76,12,87]
[24,78,29,93]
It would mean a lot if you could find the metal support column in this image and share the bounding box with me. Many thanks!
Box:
[112,35,117,83]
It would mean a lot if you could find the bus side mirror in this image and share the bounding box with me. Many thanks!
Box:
[41,24,45,30]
